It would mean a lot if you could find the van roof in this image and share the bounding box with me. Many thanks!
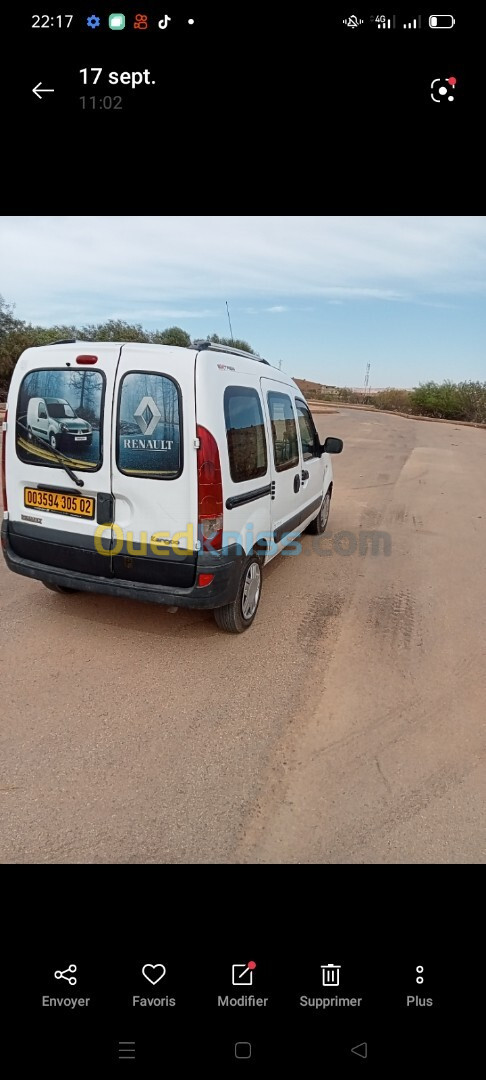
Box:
[31,338,272,366]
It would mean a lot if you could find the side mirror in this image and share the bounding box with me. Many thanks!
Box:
[321,436,343,455]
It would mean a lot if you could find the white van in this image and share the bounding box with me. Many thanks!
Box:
[26,396,93,450]
[1,339,343,632]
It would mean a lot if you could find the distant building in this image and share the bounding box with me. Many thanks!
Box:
[294,380,411,399]
[294,379,338,398]
[349,388,412,395]
[350,387,385,395]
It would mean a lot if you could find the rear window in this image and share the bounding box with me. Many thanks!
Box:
[224,386,268,483]
[117,371,182,479]
[16,368,105,471]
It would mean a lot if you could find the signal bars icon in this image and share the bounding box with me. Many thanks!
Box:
[377,17,394,29]
[403,16,422,28]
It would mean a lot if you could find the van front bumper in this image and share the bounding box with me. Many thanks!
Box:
[1,520,244,610]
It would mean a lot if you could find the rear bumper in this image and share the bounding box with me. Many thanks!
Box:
[1,519,244,610]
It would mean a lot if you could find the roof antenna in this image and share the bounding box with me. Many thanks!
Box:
[225,300,234,344]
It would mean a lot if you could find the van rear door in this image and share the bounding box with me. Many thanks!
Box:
[7,342,120,576]
[110,345,198,589]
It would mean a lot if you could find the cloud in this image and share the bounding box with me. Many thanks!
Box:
[415,300,458,310]
[111,308,217,320]
[1,216,485,325]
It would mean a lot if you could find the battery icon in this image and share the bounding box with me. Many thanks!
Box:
[429,15,455,27]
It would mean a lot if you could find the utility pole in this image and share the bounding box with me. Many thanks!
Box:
[225,301,234,344]
[363,362,371,402]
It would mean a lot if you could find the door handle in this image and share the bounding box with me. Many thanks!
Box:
[293,474,301,493]
[96,492,115,524]
[302,469,309,481]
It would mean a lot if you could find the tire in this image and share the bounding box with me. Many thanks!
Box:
[49,433,58,450]
[214,555,262,633]
[27,427,33,441]
[42,582,79,594]
[307,488,331,535]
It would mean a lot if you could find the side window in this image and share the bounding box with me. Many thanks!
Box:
[38,403,47,418]
[117,371,182,480]
[267,391,299,472]
[296,399,319,460]
[224,386,268,483]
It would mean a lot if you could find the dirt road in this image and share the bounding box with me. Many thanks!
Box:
[1,409,485,863]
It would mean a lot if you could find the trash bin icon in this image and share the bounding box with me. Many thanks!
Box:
[321,964,341,987]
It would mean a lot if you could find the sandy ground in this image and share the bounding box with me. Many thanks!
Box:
[1,408,485,863]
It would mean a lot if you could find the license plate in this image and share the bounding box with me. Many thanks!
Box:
[75,436,87,441]
[24,487,95,519]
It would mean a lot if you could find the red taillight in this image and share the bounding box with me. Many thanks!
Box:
[196,424,223,551]
[1,407,7,512]
[76,355,98,365]
[197,573,215,588]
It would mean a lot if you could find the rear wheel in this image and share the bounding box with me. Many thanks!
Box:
[214,555,262,633]
[42,582,79,594]
[307,488,331,535]
[27,427,33,441]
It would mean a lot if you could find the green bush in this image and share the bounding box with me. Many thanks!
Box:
[333,387,360,404]
[372,389,413,412]
[410,380,486,423]
[320,380,486,423]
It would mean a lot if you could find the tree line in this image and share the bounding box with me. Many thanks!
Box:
[0,294,257,397]
[1,295,484,423]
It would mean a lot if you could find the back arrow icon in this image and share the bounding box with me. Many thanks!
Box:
[33,82,55,99]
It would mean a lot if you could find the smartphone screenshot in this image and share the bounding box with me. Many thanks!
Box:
[2,6,483,1073]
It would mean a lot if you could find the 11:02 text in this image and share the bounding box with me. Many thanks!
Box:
[80,97,123,109]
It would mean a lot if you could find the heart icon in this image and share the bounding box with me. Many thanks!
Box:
[142,963,166,985]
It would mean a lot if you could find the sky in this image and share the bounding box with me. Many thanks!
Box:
[1,216,485,388]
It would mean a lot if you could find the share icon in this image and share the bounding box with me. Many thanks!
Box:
[54,964,77,986]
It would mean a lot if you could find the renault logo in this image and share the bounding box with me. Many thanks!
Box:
[134,396,161,436]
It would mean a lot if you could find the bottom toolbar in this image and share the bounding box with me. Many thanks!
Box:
[14,948,477,1071]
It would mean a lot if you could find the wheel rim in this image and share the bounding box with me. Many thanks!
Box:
[50,436,56,448]
[241,562,261,620]
[320,492,330,529]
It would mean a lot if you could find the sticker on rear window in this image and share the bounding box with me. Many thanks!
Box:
[16,368,104,471]
[117,372,181,479]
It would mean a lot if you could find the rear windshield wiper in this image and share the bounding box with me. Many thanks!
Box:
[17,421,85,488]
